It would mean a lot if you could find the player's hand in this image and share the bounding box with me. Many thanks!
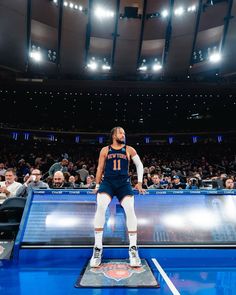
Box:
[135,183,146,194]
[93,184,100,194]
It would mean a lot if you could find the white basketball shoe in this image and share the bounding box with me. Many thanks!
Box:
[129,246,141,267]
[90,247,103,268]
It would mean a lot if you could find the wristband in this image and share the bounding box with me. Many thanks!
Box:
[95,184,100,190]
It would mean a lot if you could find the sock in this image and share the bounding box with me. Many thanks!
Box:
[128,232,137,249]
[94,230,103,249]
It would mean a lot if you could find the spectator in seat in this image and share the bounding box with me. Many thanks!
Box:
[15,169,49,198]
[172,175,186,189]
[50,171,71,189]
[68,175,79,188]
[67,161,77,176]
[63,172,70,182]
[80,175,96,189]
[224,177,235,189]
[48,159,69,177]
[212,173,227,189]
[77,165,89,183]
[185,177,199,189]
[148,174,163,189]
[0,162,6,177]
[16,159,30,182]
[142,176,149,189]
[0,168,22,204]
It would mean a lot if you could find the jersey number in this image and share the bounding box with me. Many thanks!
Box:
[113,159,121,171]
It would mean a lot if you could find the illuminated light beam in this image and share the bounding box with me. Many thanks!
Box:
[30,51,42,62]
[209,52,222,63]
[174,6,184,16]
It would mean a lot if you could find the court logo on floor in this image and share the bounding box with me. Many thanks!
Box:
[75,259,160,288]
[90,261,145,281]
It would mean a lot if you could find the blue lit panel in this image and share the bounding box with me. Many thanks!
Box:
[20,190,236,246]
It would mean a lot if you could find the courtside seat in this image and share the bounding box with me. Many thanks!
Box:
[0,197,26,238]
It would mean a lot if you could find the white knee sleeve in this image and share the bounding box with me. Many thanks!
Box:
[121,196,137,232]
[94,193,111,229]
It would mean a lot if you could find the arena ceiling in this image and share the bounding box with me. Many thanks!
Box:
[0,0,236,82]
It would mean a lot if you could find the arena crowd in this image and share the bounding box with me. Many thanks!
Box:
[0,141,235,204]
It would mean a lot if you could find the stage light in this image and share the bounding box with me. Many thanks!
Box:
[53,0,57,3]
[30,51,42,62]
[161,9,169,18]
[69,2,74,8]
[174,6,184,16]
[64,1,68,7]
[87,61,98,71]
[79,5,83,11]
[187,5,196,12]
[138,65,147,71]
[209,52,222,63]
[109,11,115,17]
[102,65,111,70]
[48,50,57,63]
[94,6,114,19]
[152,63,162,71]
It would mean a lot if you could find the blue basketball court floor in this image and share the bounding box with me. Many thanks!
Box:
[1,247,236,295]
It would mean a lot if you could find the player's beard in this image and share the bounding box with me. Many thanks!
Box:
[116,138,125,144]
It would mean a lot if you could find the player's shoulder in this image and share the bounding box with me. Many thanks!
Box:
[100,146,109,155]
[126,145,137,156]
[126,145,136,151]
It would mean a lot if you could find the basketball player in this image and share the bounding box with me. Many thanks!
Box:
[90,127,145,268]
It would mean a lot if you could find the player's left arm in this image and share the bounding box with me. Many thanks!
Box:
[127,146,145,194]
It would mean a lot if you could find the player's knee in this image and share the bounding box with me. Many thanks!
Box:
[96,193,111,212]
[121,196,135,212]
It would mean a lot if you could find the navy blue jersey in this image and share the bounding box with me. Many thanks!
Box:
[104,145,129,178]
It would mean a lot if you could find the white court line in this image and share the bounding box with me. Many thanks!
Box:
[152,258,180,295]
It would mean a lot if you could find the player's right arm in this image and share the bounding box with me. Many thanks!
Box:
[95,146,108,191]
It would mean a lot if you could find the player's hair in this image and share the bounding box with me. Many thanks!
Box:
[110,126,123,143]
